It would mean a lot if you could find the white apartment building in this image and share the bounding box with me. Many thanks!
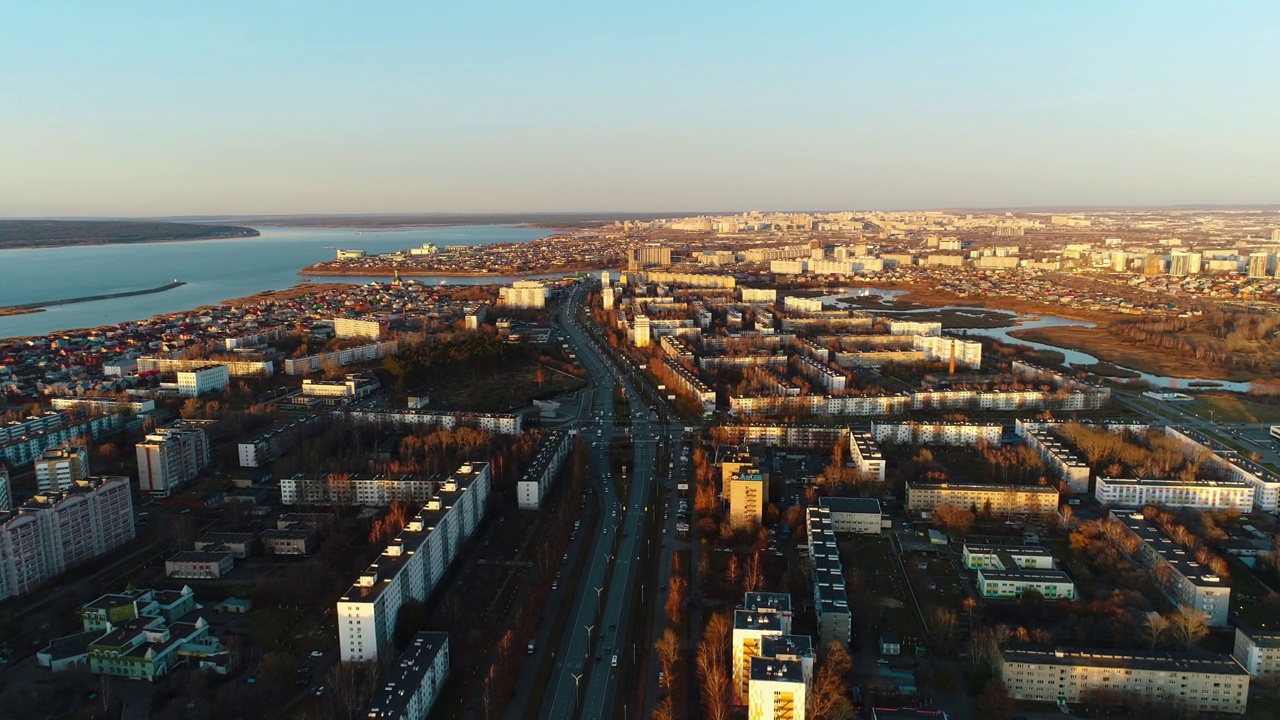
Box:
[733,609,788,706]
[848,430,886,482]
[175,365,230,397]
[34,445,89,492]
[889,320,942,336]
[338,463,490,662]
[282,340,399,375]
[517,430,572,510]
[1015,421,1092,494]
[1110,511,1232,627]
[333,317,386,340]
[137,356,273,377]
[237,414,321,468]
[912,335,982,369]
[366,632,450,720]
[741,287,777,303]
[1094,477,1254,512]
[1168,426,1280,512]
[906,482,1060,516]
[748,655,809,720]
[872,422,1002,447]
[498,280,547,309]
[0,476,134,600]
[805,507,852,647]
[999,645,1249,714]
[341,408,523,435]
[282,473,440,506]
[818,497,883,534]
[135,423,211,497]
[1233,623,1280,678]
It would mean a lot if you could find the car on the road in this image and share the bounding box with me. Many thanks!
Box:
[313,686,326,696]
[309,650,324,658]
[551,581,558,590]
[611,655,618,667]
[295,677,311,686]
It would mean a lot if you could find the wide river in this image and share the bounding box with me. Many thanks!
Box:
[0,225,549,338]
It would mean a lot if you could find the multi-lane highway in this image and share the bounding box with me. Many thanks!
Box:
[537,283,686,720]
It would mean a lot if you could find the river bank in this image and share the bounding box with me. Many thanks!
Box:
[1008,325,1271,383]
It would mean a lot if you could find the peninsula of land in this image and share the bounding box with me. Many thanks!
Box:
[0,220,259,250]
[0,281,188,317]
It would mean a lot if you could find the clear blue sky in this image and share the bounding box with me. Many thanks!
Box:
[2,1,1277,216]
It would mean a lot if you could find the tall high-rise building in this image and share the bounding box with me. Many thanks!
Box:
[136,422,211,497]
[628,245,673,269]
[633,314,651,347]
[34,445,89,492]
[0,476,135,600]
[1110,250,1128,272]
[0,466,10,512]
[1249,252,1273,278]
[1169,251,1201,276]
[1142,254,1167,276]
[337,463,490,662]
[728,467,768,529]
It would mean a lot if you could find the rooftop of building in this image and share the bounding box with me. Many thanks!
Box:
[167,550,233,563]
[734,609,785,633]
[1001,643,1249,676]
[743,592,792,614]
[1111,512,1231,588]
[819,496,882,515]
[749,655,805,683]
[366,631,450,718]
[963,543,1053,558]
[761,633,813,659]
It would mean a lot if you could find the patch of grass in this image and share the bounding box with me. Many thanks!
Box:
[414,356,585,412]
[248,607,306,654]
[1188,393,1280,424]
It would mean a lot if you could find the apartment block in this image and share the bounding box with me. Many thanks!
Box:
[498,280,547,309]
[906,482,1060,516]
[871,421,1002,447]
[366,631,450,720]
[0,467,9,512]
[1015,421,1092,493]
[1232,622,1280,678]
[237,414,321,468]
[282,473,440,506]
[136,422,211,497]
[175,365,231,397]
[1109,511,1231,627]
[999,644,1249,714]
[333,316,387,340]
[732,608,789,706]
[34,444,90,492]
[805,507,852,647]
[338,463,490,662]
[517,430,572,510]
[0,476,135,600]
[1094,476,1254,512]
[848,430,886,482]
[728,467,768,529]
[342,408,522,435]
[281,340,399,375]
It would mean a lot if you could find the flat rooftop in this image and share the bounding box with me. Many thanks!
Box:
[1002,643,1248,676]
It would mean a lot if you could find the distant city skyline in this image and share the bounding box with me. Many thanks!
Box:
[2,2,1278,216]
